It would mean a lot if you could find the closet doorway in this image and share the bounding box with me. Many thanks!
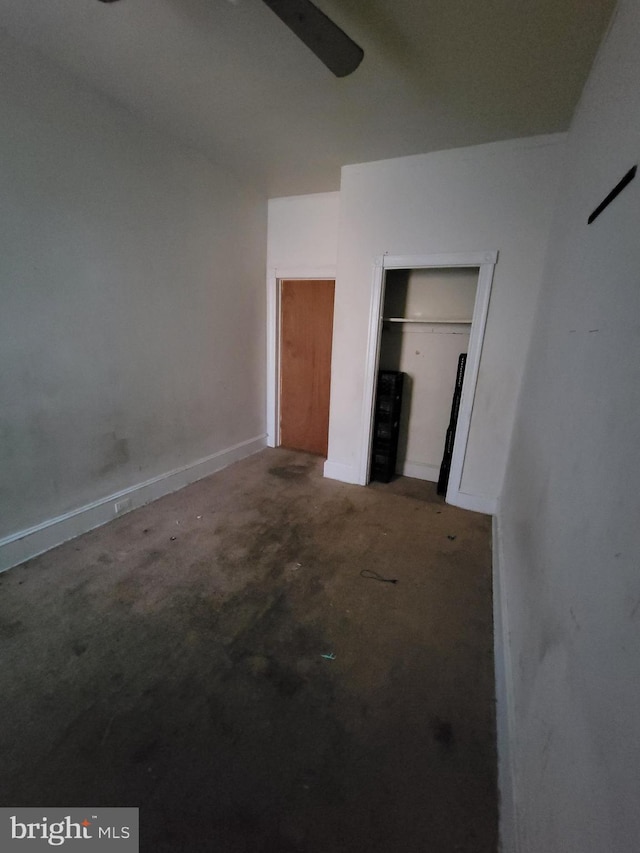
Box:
[361,252,497,511]
[380,267,477,483]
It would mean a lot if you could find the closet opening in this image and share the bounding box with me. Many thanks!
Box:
[374,266,477,488]
[360,252,497,511]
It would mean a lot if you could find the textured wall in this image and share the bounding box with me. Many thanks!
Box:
[498,1,640,849]
[0,32,267,538]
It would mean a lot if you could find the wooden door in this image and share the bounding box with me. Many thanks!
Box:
[280,279,335,456]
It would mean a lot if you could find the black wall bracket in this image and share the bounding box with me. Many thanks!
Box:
[588,165,637,224]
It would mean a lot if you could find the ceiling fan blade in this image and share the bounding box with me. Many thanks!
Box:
[260,0,363,77]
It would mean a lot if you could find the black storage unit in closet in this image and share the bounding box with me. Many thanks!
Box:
[370,370,404,483]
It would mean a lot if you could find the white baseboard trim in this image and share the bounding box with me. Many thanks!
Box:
[446,489,497,515]
[323,459,361,485]
[0,434,267,574]
[493,514,520,853]
[399,460,440,483]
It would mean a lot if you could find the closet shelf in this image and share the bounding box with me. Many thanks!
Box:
[383,317,472,324]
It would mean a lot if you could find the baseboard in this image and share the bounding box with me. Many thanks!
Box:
[446,489,497,515]
[492,514,520,853]
[323,459,361,485]
[399,460,440,482]
[0,434,267,574]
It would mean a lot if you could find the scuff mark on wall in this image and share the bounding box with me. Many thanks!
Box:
[98,432,131,476]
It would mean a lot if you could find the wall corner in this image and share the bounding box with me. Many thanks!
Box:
[493,513,520,853]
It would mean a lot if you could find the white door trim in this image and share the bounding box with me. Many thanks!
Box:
[266,266,337,448]
[359,251,498,512]
[358,255,387,481]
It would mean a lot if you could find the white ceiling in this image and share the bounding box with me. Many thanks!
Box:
[0,0,615,196]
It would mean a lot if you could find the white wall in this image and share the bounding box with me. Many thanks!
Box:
[267,192,340,271]
[0,32,267,568]
[325,135,566,504]
[497,2,640,850]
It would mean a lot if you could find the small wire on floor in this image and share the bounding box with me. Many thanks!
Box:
[360,569,398,584]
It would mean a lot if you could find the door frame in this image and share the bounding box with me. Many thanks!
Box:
[266,266,337,448]
[359,251,498,512]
